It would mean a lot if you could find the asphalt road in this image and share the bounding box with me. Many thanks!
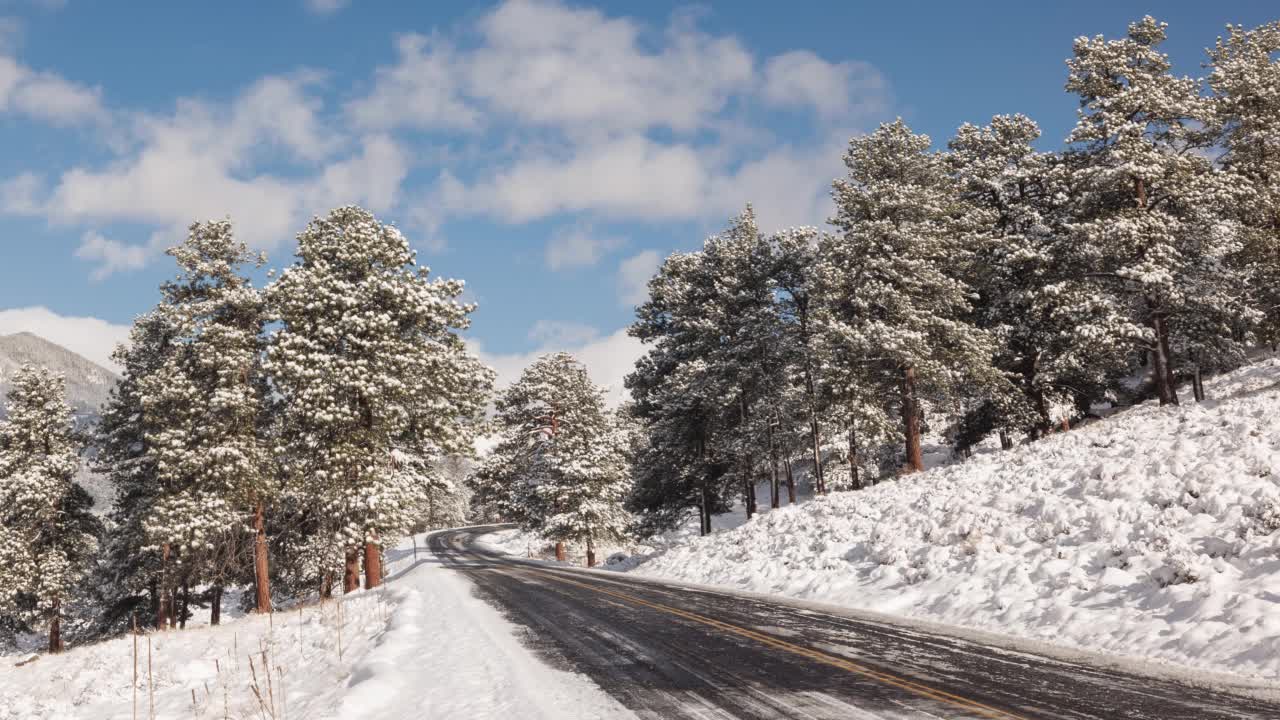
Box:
[430,526,1280,720]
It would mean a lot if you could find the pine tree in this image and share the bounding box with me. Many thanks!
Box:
[139,220,273,618]
[93,311,178,631]
[266,206,492,590]
[947,115,1136,440]
[816,119,1000,473]
[471,353,630,566]
[0,366,101,652]
[1208,21,1280,350]
[1065,16,1251,405]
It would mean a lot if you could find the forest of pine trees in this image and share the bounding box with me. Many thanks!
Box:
[625,17,1280,535]
[0,14,1277,655]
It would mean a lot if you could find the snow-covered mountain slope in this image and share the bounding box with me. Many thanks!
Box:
[0,331,119,511]
[0,532,632,720]
[618,357,1280,680]
[0,332,116,421]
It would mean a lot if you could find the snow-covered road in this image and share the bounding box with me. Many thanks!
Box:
[438,525,1280,719]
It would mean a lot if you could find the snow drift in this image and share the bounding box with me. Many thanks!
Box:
[620,357,1280,679]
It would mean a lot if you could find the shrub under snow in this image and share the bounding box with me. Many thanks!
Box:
[624,358,1280,678]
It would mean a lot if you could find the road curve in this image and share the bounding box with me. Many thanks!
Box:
[430,525,1280,720]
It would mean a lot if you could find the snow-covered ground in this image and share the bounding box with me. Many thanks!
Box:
[605,358,1280,680]
[0,531,633,719]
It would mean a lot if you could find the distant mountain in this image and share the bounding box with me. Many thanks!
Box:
[0,331,117,421]
[0,332,119,513]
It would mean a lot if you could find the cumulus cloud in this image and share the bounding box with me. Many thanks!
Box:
[7,73,408,276]
[616,250,661,307]
[75,231,151,280]
[348,0,753,136]
[471,324,644,406]
[762,50,890,120]
[545,223,624,271]
[0,306,130,372]
[0,55,103,125]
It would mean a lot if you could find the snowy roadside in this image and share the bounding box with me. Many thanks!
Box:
[594,358,1280,681]
[0,531,634,720]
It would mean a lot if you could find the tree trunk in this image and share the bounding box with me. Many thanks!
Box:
[901,366,924,473]
[343,548,361,593]
[320,572,334,600]
[48,600,62,653]
[999,431,1013,451]
[586,538,596,568]
[168,590,177,629]
[157,544,172,631]
[1193,364,1205,402]
[766,420,780,510]
[179,581,190,630]
[364,534,382,589]
[1061,416,1071,432]
[148,580,158,630]
[555,541,567,561]
[1149,314,1179,406]
[253,501,272,613]
[783,458,796,505]
[699,486,712,536]
[848,422,860,490]
[809,418,825,495]
[210,586,222,626]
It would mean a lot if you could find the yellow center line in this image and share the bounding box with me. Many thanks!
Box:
[514,566,1034,720]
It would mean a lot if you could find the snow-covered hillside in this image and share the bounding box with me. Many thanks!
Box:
[617,358,1280,679]
[0,332,116,421]
[0,531,631,720]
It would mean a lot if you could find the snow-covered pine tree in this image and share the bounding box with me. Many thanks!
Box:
[627,210,793,529]
[816,119,1000,473]
[947,115,1137,440]
[471,353,630,566]
[1065,16,1252,405]
[139,220,273,618]
[93,311,178,631]
[267,206,492,591]
[0,366,101,652]
[771,227,835,494]
[1208,21,1280,349]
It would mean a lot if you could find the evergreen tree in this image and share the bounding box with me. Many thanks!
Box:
[816,119,1000,473]
[93,311,178,631]
[947,115,1136,439]
[266,206,492,591]
[139,220,273,619]
[1208,21,1280,350]
[470,352,630,566]
[1065,16,1251,405]
[0,366,101,652]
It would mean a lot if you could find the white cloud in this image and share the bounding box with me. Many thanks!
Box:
[348,0,753,136]
[6,73,409,276]
[527,319,600,347]
[0,55,103,125]
[471,324,644,406]
[304,0,349,15]
[617,250,661,307]
[432,130,847,232]
[75,231,151,280]
[545,223,623,271]
[346,34,479,132]
[762,50,889,119]
[0,306,130,372]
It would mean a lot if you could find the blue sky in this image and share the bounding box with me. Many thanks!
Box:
[1,0,1277,392]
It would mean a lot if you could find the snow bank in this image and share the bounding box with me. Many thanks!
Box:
[619,358,1280,679]
[0,532,632,719]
